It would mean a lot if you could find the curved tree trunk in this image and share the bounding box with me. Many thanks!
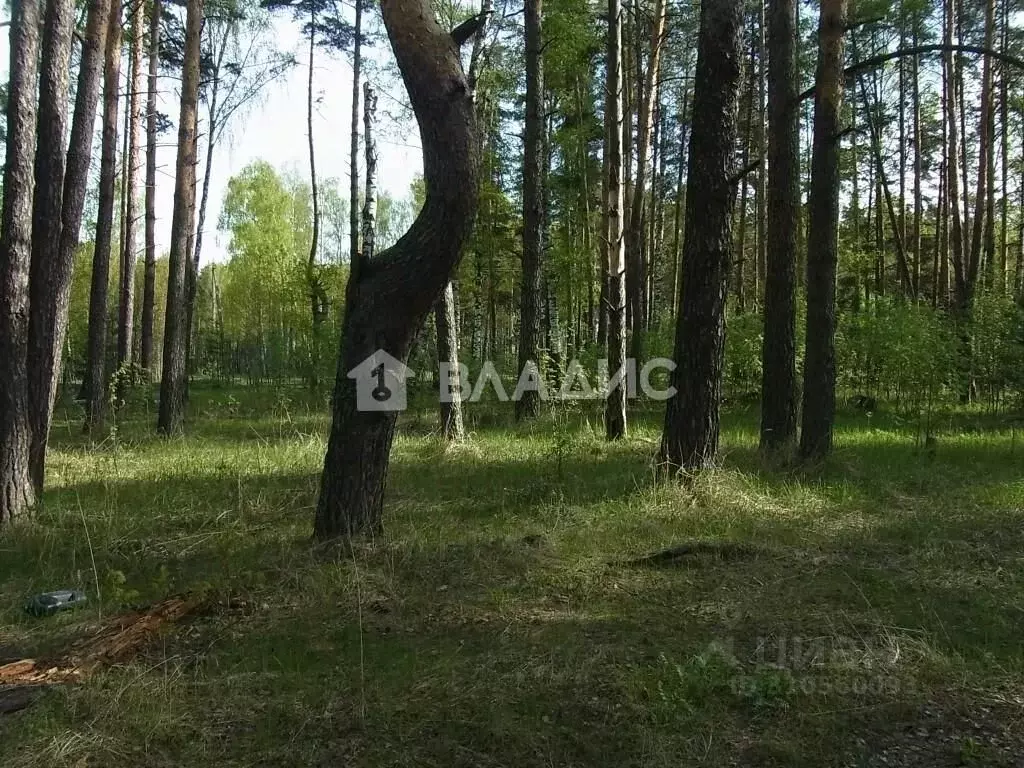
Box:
[314,0,482,541]
[84,0,124,433]
[141,0,161,373]
[27,0,76,493]
[658,0,743,472]
[517,0,544,422]
[799,0,847,461]
[0,0,42,525]
[158,0,204,435]
[759,0,799,457]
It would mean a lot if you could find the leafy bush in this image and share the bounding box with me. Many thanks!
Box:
[837,299,956,411]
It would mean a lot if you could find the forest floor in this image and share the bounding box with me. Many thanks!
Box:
[2,385,1023,767]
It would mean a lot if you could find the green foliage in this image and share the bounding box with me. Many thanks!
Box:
[724,313,764,396]
[969,290,1024,410]
[837,299,957,410]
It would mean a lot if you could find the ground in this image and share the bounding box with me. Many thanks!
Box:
[1,385,1023,767]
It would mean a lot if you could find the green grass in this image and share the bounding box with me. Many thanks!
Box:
[2,385,1023,766]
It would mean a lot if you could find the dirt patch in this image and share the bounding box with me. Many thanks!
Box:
[851,697,1024,767]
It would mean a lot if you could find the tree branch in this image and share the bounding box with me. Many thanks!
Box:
[451,10,491,49]
[729,159,761,186]
[798,44,1024,102]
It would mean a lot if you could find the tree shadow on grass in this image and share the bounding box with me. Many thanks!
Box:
[6,422,1024,766]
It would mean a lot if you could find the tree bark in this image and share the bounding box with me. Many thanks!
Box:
[141,0,160,373]
[40,0,109,469]
[999,0,1009,293]
[624,0,667,359]
[306,13,327,390]
[967,0,996,293]
[0,0,42,524]
[754,1,767,309]
[84,0,123,433]
[517,0,544,422]
[157,0,204,435]
[799,0,846,462]
[912,34,922,297]
[26,0,76,493]
[670,81,690,317]
[734,30,754,313]
[659,0,743,472]
[759,0,799,456]
[604,0,627,440]
[436,0,491,441]
[436,282,465,440]
[349,0,363,267]
[118,0,144,368]
[946,0,968,306]
[854,41,913,295]
[314,0,481,541]
[944,0,965,307]
[362,82,378,263]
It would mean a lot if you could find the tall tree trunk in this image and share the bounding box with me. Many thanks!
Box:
[436,0,491,440]
[944,0,965,308]
[118,0,144,368]
[1018,108,1024,300]
[604,0,627,440]
[857,54,912,294]
[624,0,667,360]
[141,0,160,373]
[157,0,204,435]
[306,15,326,390]
[436,282,465,440]
[84,0,123,432]
[517,0,544,421]
[942,0,966,309]
[362,82,378,263]
[314,0,482,540]
[26,0,76,493]
[659,0,743,472]
[984,96,996,287]
[735,29,755,313]
[936,162,946,307]
[0,0,42,524]
[759,0,799,456]
[967,0,996,293]
[349,0,363,267]
[898,18,907,294]
[670,82,690,317]
[912,37,922,297]
[798,0,846,462]
[186,25,230,370]
[754,0,767,309]
[999,0,1009,293]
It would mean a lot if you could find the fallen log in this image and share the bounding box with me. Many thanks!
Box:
[0,595,204,696]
